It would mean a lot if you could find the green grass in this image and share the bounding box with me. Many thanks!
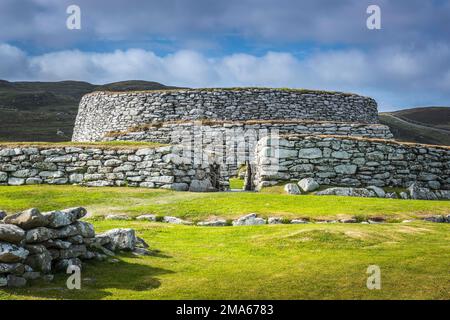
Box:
[229,178,244,189]
[1,220,449,300]
[0,185,448,221]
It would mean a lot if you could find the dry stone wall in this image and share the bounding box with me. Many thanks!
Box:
[104,121,393,176]
[105,120,393,143]
[0,145,228,191]
[72,89,379,142]
[254,135,450,190]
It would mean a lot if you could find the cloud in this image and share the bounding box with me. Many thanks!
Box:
[2,42,450,110]
[1,0,449,50]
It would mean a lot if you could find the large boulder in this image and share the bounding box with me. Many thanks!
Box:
[197,219,228,227]
[53,224,79,239]
[25,227,56,243]
[0,224,25,244]
[0,263,25,275]
[24,250,53,273]
[43,207,87,228]
[56,245,88,259]
[189,179,214,192]
[73,221,95,238]
[367,186,386,198]
[54,258,82,272]
[0,242,29,263]
[407,183,438,200]
[163,216,192,225]
[6,275,27,288]
[284,183,301,195]
[232,214,266,226]
[298,178,320,192]
[316,187,376,198]
[100,228,136,251]
[4,208,48,230]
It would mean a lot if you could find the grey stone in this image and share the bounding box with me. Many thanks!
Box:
[0,224,25,244]
[197,219,227,226]
[268,217,283,224]
[4,208,48,230]
[291,219,308,224]
[6,275,27,288]
[297,178,319,192]
[73,221,95,238]
[232,214,266,226]
[105,214,132,221]
[22,271,41,280]
[407,183,438,200]
[189,179,214,192]
[25,227,56,243]
[423,215,446,223]
[136,214,156,221]
[163,216,192,225]
[366,186,386,198]
[24,251,53,273]
[43,207,87,228]
[316,187,375,198]
[334,164,357,175]
[0,263,25,275]
[0,242,29,263]
[284,183,301,195]
[100,228,136,251]
[54,258,82,272]
[298,148,322,159]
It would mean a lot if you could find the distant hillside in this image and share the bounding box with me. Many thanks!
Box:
[379,107,450,146]
[0,80,182,142]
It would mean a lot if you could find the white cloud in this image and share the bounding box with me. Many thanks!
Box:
[1,43,450,110]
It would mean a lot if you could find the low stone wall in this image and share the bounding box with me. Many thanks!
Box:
[254,135,450,190]
[0,207,147,288]
[0,145,228,191]
[72,88,379,142]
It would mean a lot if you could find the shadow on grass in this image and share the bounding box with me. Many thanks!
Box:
[4,254,174,300]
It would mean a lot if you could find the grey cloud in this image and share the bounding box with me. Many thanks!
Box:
[2,43,450,110]
[1,0,449,48]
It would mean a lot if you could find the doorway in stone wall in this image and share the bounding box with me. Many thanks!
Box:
[243,160,255,191]
[209,163,222,190]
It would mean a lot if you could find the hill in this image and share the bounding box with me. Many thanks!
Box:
[0,80,182,142]
[379,107,450,146]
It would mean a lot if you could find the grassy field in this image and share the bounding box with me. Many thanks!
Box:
[1,220,449,300]
[1,185,448,300]
[0,185,449,221]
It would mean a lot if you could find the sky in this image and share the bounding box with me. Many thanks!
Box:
[1,0,450,111]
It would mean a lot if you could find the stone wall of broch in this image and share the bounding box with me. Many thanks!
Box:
[0,87,447,198]
[72,88,379,142]
[103,120,393,176]
[0,145,228,191]
[254,135,450,192]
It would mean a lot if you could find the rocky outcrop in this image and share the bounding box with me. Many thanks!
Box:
[0,207,148,288]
